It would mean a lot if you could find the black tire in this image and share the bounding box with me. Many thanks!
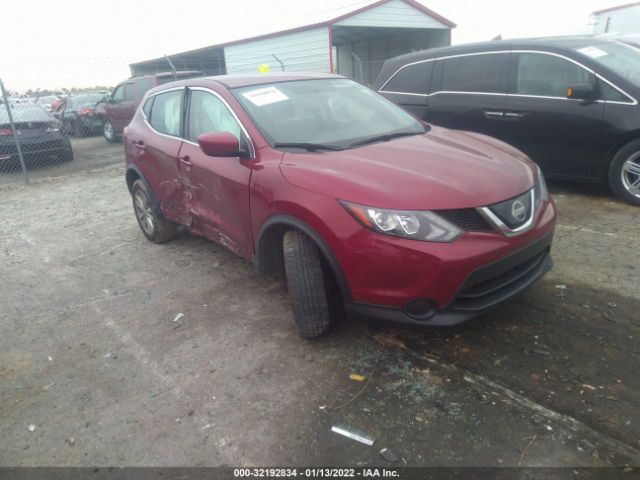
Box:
[131,179,178,244]
[103,120,118,143]
[283,230,331,338]
[609,139,640,206]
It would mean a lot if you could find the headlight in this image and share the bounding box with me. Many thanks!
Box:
[341,202,463,242]
[534,165,549,207]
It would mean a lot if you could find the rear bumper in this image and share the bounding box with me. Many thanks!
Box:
[352,232,553,327]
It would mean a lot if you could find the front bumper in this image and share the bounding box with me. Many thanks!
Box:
[352,232,553,327]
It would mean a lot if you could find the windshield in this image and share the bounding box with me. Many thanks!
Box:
[232,78,425,149]
[575,42,640,86]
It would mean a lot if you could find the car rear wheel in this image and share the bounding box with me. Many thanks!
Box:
[609,140,640,206]
[131,179,178,243]
[283,230,331,338]
[103,120,117,143]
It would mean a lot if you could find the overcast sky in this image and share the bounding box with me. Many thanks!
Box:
[0,0,627,92]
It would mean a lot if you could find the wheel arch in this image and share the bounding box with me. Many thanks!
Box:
[255,214,353,304]
[125,166,162,216]
[607,131,640,170]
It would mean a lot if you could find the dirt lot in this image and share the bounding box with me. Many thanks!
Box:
[1,141,639,467]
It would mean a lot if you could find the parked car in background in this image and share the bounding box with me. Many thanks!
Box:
[34,95,61,112]
[100,71,202,143]
[124,73,556,338]
[54,93,107,137]
[374,35,640,206]
[0,104,72,171]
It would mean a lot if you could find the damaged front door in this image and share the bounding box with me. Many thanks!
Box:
[177,88,253,259]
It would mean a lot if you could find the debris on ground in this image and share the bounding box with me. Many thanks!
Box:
[331,424,375,446]
[43,382,55,391]
[349,373,366,382]
[47,356,53,362]
[173,313,185,322]
[532,348,551,357]
[66,437,75,446]
[379,447,400,463]
[607,302,617,308]
[103,352,112,359]
[554,284,567,300]
[27,424,36,432]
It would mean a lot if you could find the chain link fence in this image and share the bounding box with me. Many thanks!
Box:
[0,78,123,187]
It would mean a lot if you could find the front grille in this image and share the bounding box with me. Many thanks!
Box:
[451,234,553,312]
[437,208,493,232]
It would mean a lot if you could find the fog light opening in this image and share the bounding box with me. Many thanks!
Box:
[403,299,438,321]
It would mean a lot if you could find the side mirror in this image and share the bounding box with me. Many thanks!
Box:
[197,131,244,157]
[566,83,597,101]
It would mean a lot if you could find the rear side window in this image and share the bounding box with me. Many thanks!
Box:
[135,78,154,98]
[149,90,183,137]
[142,96,154,118]
[381,61,433,94]
[441,53,508,93]
[187,90,241,142]
[516,53,592,97]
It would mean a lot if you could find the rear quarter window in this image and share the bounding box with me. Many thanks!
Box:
[441,53,508,93]
[381,61,433,94]
[149,90,183,136]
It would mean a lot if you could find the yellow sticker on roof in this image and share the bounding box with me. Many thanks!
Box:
[241,86,289,107]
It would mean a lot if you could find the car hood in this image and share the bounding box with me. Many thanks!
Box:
[279,126,536,210]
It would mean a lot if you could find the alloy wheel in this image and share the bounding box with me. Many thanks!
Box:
[622,152,640,198]
[133,189,155,236]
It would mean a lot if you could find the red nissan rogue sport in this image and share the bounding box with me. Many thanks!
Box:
[124,73,556,338]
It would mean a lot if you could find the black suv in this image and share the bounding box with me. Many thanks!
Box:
[374,35,640,206]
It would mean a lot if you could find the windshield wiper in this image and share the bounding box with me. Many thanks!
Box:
[273,142,344,152]
[349,130,424,148]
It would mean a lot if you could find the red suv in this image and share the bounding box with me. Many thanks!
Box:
[124,73,556,338]
[100,71,201,143]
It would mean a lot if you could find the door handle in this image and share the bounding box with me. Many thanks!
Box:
[503,112,528,120]
[133,140,146,150]
[179,155,193,167]
[483,110,505,119]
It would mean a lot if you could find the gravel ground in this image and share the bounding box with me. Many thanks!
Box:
[0,153,638,468]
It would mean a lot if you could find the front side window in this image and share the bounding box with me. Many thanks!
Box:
[381,61,433,94]
[233,79,424,148]
[187,90,241,142]
[441,53,508,93]
[124,83,136,102]
[149,90,183,137]
[111,85,124,103]
[516,53,592,97]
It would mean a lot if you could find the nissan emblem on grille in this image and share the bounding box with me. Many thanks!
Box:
[511,200,527,222]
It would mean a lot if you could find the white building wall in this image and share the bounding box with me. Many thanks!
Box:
[334,0,449,29]
[224,27,330,74]
[593,5,640,34]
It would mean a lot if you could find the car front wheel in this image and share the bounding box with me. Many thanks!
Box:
[131,179,178,243]
[609,140,640,206]
[103,120,117,143]
[283,230,332,338]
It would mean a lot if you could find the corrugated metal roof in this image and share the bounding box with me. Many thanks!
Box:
[593,2,640,15]
[130,0,454,67]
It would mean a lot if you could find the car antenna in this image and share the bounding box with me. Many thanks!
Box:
[164,54,178,81]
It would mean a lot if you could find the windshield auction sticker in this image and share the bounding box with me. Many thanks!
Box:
[242,86,289,107]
